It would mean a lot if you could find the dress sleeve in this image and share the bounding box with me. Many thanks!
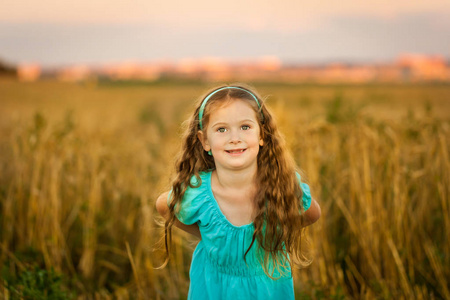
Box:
[166,174,206,225]
[296,172,312,211]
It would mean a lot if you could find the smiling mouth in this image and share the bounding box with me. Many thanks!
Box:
[226,149,246,154]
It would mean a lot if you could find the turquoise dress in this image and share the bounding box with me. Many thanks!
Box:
[169,171,312,299]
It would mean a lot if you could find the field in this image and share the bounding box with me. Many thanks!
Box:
[0,78,449,299]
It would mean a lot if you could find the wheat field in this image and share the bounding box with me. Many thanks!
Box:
[0,78,449,299]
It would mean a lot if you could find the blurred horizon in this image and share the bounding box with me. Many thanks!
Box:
[1,0,449,68]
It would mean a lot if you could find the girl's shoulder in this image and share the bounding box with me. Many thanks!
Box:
[187,170,212,191]
[168,170,212,204]
[170,170,213,225]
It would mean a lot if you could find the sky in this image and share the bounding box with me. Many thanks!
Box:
[1,0,449,67]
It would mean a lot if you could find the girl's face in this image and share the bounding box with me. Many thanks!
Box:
[198,98,263,172]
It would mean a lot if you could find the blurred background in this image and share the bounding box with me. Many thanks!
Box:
[0,0,449,299]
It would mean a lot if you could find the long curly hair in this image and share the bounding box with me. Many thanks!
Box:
[162,83,310,276]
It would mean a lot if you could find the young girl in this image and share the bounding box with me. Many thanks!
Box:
[156,84,321,299]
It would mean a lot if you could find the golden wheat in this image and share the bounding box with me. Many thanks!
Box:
[0,79,449,299]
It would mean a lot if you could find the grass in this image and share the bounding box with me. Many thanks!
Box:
[0,78,449,299]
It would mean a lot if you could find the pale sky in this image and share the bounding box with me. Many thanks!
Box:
[1,0,449,66]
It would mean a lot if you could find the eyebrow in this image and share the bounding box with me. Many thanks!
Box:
[211,119,257,127]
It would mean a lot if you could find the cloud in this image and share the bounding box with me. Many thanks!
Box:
[319,12,450,59]
[0,12,448,66]
[3,0,450,29]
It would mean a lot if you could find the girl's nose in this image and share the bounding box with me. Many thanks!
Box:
[229,129,241,143]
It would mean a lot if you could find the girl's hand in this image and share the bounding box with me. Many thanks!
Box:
[156,191,202,239]
[303,198,321,227]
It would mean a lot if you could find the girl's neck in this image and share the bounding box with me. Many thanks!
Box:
[214,165,257,190]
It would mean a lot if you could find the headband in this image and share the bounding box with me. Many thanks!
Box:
[198,87,262,130]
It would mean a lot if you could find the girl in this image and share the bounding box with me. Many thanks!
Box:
[156,84,321,299]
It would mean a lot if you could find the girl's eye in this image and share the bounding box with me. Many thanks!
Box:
[241,125,250,130]
[217,127,227,133]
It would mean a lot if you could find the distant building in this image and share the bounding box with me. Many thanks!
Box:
[396,54,449,82]
[15,54,450,83]
[17,64,41,81]
[56,65,91,81]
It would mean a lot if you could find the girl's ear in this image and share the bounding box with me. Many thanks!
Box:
[259,138,264,146]
[197,130,211,152]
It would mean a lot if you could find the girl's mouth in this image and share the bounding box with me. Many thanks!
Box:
[226,149,246,154]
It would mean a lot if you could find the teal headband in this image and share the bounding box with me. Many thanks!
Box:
[198,87,262,130]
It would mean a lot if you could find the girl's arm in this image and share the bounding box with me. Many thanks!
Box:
[303,198,321,227]
[155,191,201,239]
